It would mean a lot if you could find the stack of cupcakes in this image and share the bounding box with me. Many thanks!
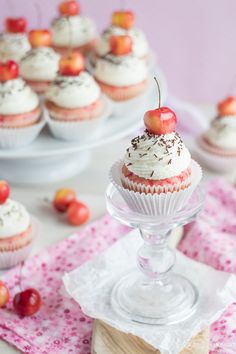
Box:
[0,181,35,269]
[196,96,236,172]
[45,51,112,141]
[110,79,202,216]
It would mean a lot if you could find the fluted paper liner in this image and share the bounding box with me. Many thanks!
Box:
[110,160,202,216]
[46,95,113,142]
[0,117,45,149]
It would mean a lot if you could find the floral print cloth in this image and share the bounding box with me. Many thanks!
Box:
[0,178,235,353]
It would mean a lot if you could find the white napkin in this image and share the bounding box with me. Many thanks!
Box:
[63,230,236,354]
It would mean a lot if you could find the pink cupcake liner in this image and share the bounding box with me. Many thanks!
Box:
[110,160,202,216]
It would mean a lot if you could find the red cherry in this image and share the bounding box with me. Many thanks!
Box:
[0,181,10,204]
[112,11,135,30]
[0,281,10,308]
[0,61,19,82]
[67,200,90,226]
[29,29,52,48]
[218,96,236,116]
[5,17,27,33]
[13,288,42,316]
[110,35,132,56]
[59,0,80,16]
[59,52,85,76]
[144,77,176,135]
[53,188,77,213]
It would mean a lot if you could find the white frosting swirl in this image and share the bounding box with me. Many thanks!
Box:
[96,25,149,58]
[206,115,236,150]
[51,15,96,47]
[20,47,60,81]
[94,54,147,86]
[0,33,31,62]
[0,78,39,115]
[124,131,191,180]
[45,72,101,108]
[0,199,30,238]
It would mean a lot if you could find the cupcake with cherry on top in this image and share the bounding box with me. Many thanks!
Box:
[45,52,111,141]
[94,35,148,101]
[0,17,31,63]
[51,0,97,56]
[199,96,236,157]
[0,60,44,148]
[20,29,60,94]
[0,181,34,269]
[95,10,149,63]
[110,78,202,216]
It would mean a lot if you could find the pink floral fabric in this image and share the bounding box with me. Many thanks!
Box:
[0,215,129,354]
[179,178,236,354]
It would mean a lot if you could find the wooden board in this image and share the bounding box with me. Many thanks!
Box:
[92,320,209,354]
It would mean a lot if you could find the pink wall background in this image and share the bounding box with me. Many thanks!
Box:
[1,0,236,104]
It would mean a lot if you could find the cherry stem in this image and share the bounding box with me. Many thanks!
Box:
[34,2,42,28]
[67,18,73,55]
[154,76,161,109]
[227,74,236,96]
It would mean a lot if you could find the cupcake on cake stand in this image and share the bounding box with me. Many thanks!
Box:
[107,79,203,325]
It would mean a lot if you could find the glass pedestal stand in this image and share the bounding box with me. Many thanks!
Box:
[106,184,204,325]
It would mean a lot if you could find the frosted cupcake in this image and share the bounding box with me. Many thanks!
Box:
[51,0,97,56]
[20,29,60,94]
[0,181,33,269]
[199,96,236,157]
[94,35,148,101]
[0,61,44,148]
[95,10,149,62]
[45,52,111,141]
[110,80,202,215]
[0,17,31,63]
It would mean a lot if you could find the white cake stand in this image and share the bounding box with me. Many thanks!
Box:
[0,70,168,185]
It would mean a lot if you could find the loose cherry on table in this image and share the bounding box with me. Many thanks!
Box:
[144,77,177,135]
[0,281,10,308]
[53,188,77,213]
[29,30,52,48]
[110,35,132,56]
[59,52,85,76]
[112,10,135,30]
[218,96,236,116]
[13,288,42,316]
[0,181,10,205]
[0,61,19,82]
[5,17,27,33]
[67,200,90,226]
[59,0,80,16]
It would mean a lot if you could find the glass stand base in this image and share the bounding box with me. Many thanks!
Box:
[111,271,198,325]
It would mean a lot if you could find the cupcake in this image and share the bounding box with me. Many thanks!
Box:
[94,35,148,101]
[0,181,34,269]
[110,79,202,215]
[0,61,44,148]
[199,96,236,157]
[45,52,111,141]
[95,10,149,62]
[51,0,97,56]
[0,17,31,63]
[20,29,60,94]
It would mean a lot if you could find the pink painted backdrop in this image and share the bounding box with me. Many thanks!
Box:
[1,0,236,104]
